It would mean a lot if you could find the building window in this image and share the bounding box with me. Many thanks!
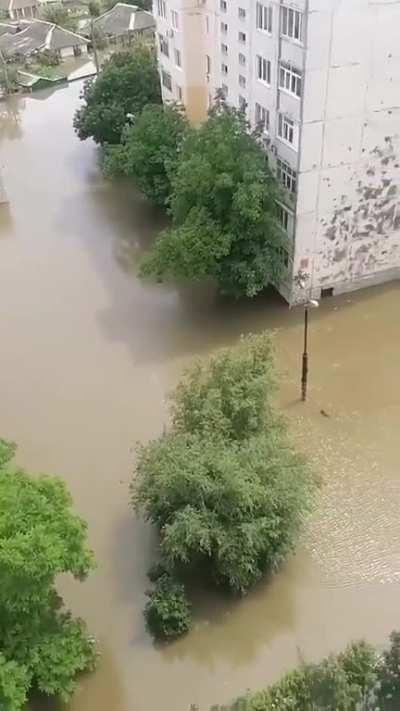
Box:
[206,54,211,74]
[177,85,183,101]
[205,14,209,32]
[156,0,166,18]
[238,52,246,66]
[278,204,291,232]
[238,31,246,43]
[279,246,290,269]
[279,62,302,97]
[255,102,270,132]
[281,6,303,42]
[221,21,228,33]
[277,158,297,193]
[174,48,181,67]
[220,0,227,11]
[171,9,179,29]
[221,83,228,97]
[277,112,299,149]
[159,34,169,57]
[221,43,228,55]
[221,62,228,75]
[238,7,246,19]
[239,95,247,111]
[161,70,172,91]
[256,2,272,33]
[256,55,271,84]
[239,74,246,88]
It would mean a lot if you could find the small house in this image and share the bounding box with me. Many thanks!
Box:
[86,3,155,46]
[0,19,88,60]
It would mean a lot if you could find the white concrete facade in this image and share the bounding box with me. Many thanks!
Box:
[154,0,400,303]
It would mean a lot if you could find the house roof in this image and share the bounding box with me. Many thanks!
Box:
[0,19,87,56]
[0,22,15,35]
[90,3,155,38]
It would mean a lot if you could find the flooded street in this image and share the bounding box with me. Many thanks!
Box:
[1,83,400,711]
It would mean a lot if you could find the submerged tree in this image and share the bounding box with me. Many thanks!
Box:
[104,103,188,207]
[140,103,285,298]
[132,334,314,638]
[73,46,161,145]
[233,640,378,710]
[0,439,96,710]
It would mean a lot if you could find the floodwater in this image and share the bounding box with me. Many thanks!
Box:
[1,83,400,711]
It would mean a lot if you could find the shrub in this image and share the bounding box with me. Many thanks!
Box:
[133,334,314,639]
[231,640,379,710]
[144,574,191,640]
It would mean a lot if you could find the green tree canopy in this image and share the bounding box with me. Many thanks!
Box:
[141,102,285,297]
[234,641,378,710]
[40,3,77,31]
[74,46,161,145]
[133,334,314,630]
[0,655,29,711]
[0,439,96,709]
[104,103,188,207]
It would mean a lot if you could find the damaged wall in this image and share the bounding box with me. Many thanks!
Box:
[293,0,400,300]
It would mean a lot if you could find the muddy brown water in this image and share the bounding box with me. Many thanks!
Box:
[1,83,400,711]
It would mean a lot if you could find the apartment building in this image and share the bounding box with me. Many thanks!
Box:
[154,0,400,303]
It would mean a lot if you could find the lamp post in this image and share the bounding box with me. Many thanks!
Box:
[301,299,319,401]
[293,270,319,402]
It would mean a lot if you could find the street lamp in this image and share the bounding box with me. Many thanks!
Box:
[293,270,319,402]
[301,298,319,402]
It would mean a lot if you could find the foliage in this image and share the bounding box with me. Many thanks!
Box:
[73,46,161,145]
[0,438,16,468]
[133,334,314,640]
[234,641,378,710]
[104,103,188,207]
[140,102,285,297]
[0,64,18,95]
[376,631,400,708]
[144,573,191,640]
[37,49,61,67]
[0,440,96,709]
[40,3,77,31]
[170,332,276,441]
[0,655,29,711]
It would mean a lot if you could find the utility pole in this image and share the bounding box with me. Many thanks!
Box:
[90,17,99,74]
[0,49,11,94]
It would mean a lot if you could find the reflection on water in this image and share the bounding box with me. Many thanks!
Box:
[1,82,400,711]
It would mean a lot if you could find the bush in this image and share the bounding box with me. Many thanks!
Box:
[133,334,314,639]
[144,574,191,640]
[229,635,400,710]
[232,640,379,710]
